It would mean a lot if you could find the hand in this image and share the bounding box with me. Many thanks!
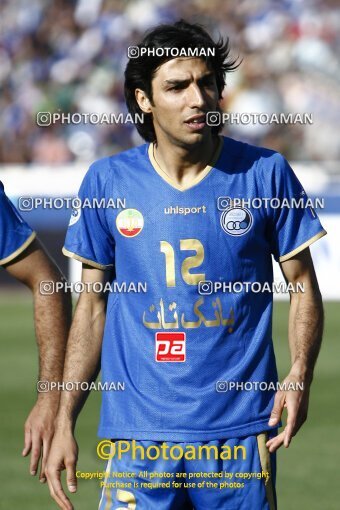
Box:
[22,398,59,482]
[46,428,78,510]
[266,370,311,453]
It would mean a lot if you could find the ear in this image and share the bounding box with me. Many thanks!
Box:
[135,88,152,114]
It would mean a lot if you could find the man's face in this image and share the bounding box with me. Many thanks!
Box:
[147,57,219,147]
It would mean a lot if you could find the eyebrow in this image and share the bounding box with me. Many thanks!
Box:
[164,79,190,86]
[164,72,215,87]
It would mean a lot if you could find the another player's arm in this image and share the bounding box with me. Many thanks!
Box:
[46,265,110,510]
[4,239,72,481]
[267,247,324,452]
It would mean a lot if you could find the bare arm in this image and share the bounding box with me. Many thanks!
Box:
[267,247,324,452]
[4,239,72,479]
[46,264,111,510]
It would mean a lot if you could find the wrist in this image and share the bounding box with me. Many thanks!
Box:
[54,408,76,433]
[37,390,60,404]
[289,360,314,385]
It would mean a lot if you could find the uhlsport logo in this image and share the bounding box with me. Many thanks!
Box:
[218,197,253,236]
[116,208,144,237]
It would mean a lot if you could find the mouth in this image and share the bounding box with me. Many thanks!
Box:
[184,114,206,131]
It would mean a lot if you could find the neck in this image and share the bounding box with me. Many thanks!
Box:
[153,135,219,187]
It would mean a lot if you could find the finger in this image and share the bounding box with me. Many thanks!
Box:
[54,485,74,510]
[48,467,74,510]
[268,391,285,426]
[266,428,284,445]
[66,460,77,493]
[29,432,42,476]
[22,425,32,457]
[47,477,69,510]
[40,435,52,483]
[266,430,285,452]
[284,399,299,448]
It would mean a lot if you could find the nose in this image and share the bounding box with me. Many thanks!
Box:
[187,83,205,108]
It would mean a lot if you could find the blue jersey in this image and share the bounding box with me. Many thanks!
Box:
[0,181,36,266]
[63,136,326,441]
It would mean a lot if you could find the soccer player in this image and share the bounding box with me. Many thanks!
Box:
[46,21,326,510]
[0,181,72,482]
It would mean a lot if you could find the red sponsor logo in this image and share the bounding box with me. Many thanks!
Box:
[155,332,186,362]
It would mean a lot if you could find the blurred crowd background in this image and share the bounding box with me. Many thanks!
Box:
[0,0,339,165]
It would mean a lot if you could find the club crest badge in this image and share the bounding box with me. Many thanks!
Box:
[220,206,253,236]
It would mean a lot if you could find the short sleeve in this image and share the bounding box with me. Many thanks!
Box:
[62,159,115,269]
[0,181,36,265]
[265,154,326,262]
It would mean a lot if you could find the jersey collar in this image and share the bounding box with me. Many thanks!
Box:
[148,136,223,192]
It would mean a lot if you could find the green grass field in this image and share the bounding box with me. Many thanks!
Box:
[0,294,339,509]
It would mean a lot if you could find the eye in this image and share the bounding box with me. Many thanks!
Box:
[202,77,215,87]
[170,84,184,91]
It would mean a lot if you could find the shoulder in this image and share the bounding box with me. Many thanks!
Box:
[0,180,7,199]
[0,181,11,209]
[108,143,149,169]
[85,144,148,183]
[223,137,290,182]
[226,136,285,165]
[80,144,148,196]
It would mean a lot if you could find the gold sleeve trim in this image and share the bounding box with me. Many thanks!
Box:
[62,247,113,270]
[257,432,276,510]
[0,231,36,266]
[279,229,327,262]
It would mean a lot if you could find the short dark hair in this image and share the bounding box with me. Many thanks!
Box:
[124,20,240,142]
